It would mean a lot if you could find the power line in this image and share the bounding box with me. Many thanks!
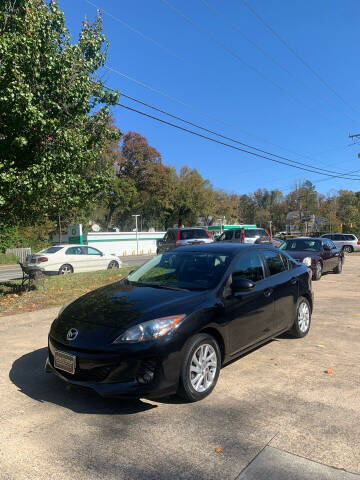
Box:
[199,0,358,124]
[116,90,360,178]
[240,0,360,116]
[115,101,360,180]
[104,65,350,168]
[159,0,353,128]
[86,0,352,133]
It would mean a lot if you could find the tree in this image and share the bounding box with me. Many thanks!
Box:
[0,0,120,225]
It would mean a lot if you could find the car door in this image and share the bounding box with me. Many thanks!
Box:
[327,240,341,269]
[223,250,275,355]
[83,246,108,271]
[64,246,86,272]
[321,239,336,271]
[260,249,298,333]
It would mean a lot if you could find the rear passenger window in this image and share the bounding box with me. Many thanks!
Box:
[344,234,355,240]
[66,247,83,255]
[234,230,242,239]
[232,251,264,282]
[218,230,233,241]
[333,234,345,241]
[280,254,291,270]
[262,250,286,275]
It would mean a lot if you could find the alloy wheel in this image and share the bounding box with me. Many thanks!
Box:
[60,265,72,275]
[298,301,310,333]
[189,344,217,393]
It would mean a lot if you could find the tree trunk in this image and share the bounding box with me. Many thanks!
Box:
[58,213,62,243]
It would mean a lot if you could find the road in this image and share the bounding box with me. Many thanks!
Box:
[0,255,154,282]
[0,256,359,479]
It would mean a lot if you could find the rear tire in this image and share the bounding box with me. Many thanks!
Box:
[333,258,343,274]
[343,245,353,254]
[290,297,311,338]
[108,260,119,269]
[178,333,221,402]
[58,264,73,275]
[313,261,322,281]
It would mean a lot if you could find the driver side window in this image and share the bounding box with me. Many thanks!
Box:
[232,251,264,283]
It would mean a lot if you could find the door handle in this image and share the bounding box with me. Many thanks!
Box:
[290,277,298,285]
[264,288,273,298]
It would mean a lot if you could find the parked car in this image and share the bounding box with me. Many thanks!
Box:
[321,233,360,253]
[217,227,271,244]
[157,227,213,253]
[46,243,313,402]
[280,237,343,280]
[24,245,121,275]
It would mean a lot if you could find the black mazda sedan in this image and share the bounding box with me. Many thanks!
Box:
[46,244,313,402]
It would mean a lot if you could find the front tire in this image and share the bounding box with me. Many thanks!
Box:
[343,245,353,254]
[290,297,311,338]
[108,260,119,269]
[313,261,322,281]
[58,264,73,275]
[178,333,221,402]
[333,258,343,274]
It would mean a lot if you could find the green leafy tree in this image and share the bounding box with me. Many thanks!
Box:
[0,0,120,225]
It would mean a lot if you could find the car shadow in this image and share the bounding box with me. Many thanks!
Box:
[9,347,156,415]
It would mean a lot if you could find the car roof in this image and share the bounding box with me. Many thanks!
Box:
[168,227,208,230]
[174,243,276,254]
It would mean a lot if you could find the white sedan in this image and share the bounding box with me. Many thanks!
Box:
[24,245,122,275]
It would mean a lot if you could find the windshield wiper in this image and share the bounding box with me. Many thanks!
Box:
[132,282,189,291]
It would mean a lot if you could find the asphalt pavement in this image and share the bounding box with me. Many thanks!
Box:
[0,256,359,479]
[0,255,154,282]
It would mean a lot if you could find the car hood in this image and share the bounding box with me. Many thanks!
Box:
[49,280,207,349]
[284,250,319,261]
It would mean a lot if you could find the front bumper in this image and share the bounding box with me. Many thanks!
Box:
[46,337,180,399]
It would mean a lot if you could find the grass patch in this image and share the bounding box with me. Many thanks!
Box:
[0,267,133,317]
[0,253,18,265]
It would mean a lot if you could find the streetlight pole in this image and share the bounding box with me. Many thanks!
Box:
[132,214,140,255]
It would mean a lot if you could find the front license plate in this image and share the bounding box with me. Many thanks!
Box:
[54,350,76,374]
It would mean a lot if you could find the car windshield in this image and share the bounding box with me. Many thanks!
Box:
[280,239,321,252]
[128,251,231,290]
[39,246,63,254]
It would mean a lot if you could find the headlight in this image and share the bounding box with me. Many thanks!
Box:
[302,257,312,267]
[113,315,186,343]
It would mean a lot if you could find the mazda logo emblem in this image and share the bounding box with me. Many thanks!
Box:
[66,328,78,341]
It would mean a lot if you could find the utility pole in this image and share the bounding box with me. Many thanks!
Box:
[268,220,273,238]
[349,133,360,144]
[132,214,140,255]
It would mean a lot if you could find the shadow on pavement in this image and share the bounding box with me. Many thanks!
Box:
[9,347,156,415]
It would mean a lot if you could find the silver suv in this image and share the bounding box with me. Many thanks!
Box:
[321,233,360,253]
[157,228,214,253]
[217,228,271,244]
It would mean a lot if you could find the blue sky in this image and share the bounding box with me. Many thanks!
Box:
[59,0,360,195]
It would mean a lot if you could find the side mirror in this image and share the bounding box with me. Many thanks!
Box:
[231,277,255,293]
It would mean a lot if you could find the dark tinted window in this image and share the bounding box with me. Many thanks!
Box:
[234,229,242,239]
[180,229,209,240]
[66,247,83,255]
[40,247,63,254]
[344,234,356,240]
[262,250,286,275]
[167,230,176,241]
[245,229,267,238]
[84,247,102,255]
[218,230,233,241]
[333,234,345,241]
[232,251,264,282]
[322,234,332,239]
[280,253,292,270]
